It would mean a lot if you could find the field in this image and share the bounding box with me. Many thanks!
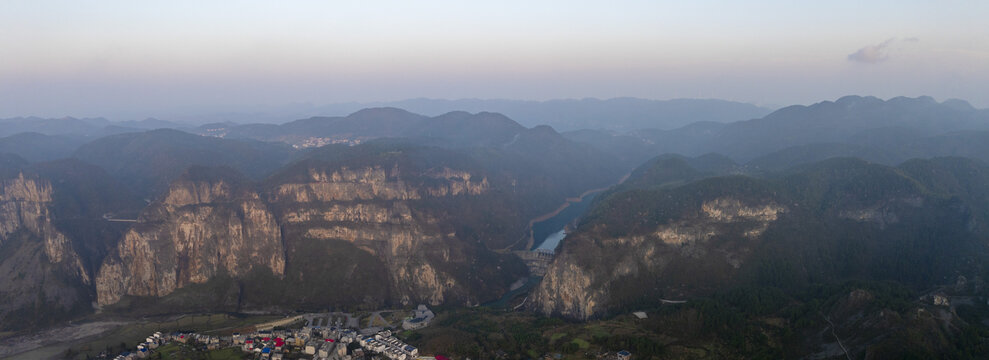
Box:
[403,308,679,359]
[145,343,248,360]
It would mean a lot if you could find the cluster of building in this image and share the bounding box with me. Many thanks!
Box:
[108,331,221,359]
[230,326,422,360]
[293,136,365,148]
[401,304,435,330]
[358,330,420,360]
[102,306,439,360]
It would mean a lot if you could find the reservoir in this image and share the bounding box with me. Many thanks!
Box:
[531,192,599,251]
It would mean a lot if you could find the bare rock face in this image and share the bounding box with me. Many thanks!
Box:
[95,159,522,310]
[0,173,91,328]
[532,197,785,319]
[0,173,88,279]
[271,165,490,306]
[96,173,284,306]
[271,166,488,203]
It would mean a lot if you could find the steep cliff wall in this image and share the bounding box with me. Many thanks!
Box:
[0,173,84,268]
[533,158,989,320]
[269,164,504,306]
[0,172,91,328]
[96,170,284,306]
[95,160,522,310]
[532,196,785,319]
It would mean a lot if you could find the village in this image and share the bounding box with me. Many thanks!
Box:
[93,303,641,360]
[104,305,438,360]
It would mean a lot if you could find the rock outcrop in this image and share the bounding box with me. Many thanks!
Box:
[0,172,92,328]
[533,157,989,320]
[96,168,284,306]
[95,159,524,310]
[269,164,496,306]
[532,196,785,319]
[0,173,86,271]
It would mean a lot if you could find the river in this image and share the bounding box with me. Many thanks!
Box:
[531,192,600,251]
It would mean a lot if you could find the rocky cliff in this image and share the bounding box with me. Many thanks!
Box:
[94,150,526,311]
[532,192,786,319]
[96,167,284,306]
[267,159,517,307]
[0,171,92,328]
[533,157,989,319]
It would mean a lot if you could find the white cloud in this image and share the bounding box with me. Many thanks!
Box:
[848,38,896,63]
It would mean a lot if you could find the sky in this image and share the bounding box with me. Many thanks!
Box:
[1,0,988,119]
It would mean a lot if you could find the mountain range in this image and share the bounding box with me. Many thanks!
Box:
[4,95,989,358]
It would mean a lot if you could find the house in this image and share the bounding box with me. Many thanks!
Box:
[617,350,632,359]
[403,305,435,330]
[318,343,332,358]
[403,317,428,330]
[135,346,148,358]
[933,292,950,306]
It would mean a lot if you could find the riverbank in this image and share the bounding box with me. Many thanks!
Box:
[527,173,630,250]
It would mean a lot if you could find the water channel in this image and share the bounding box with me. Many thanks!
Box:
[531,192,600,251]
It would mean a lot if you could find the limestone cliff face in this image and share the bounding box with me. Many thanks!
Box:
[533,197,785,319]
[0,172,93,330]
[270,165,490,306]
[96,174,284,306]
[271,166,488,203]
[0,173,88,280]
[94,161,519,309]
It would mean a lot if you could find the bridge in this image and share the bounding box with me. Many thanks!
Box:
[102,214,139,222]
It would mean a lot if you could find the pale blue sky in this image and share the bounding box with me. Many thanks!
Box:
[1,1,987,119]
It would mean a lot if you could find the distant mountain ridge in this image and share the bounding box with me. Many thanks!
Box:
[310,98,774,131]
[0,116,186,138]
[569,96,989,167]
[72,129,298,198]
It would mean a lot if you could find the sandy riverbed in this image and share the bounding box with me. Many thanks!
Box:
[0,321,129,359]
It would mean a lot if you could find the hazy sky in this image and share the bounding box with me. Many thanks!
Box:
[2,0,988,119]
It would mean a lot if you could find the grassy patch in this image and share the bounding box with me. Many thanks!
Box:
[587,325,610,339]
[572,338,590,349]
[152,343,247,360]
[549,332,568,343]
[201,347,247,360]
[384,310,412,324]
